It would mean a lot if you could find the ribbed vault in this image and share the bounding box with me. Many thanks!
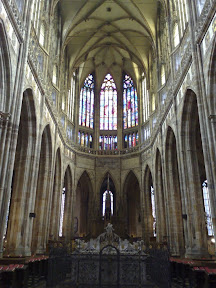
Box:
[53,0,159,85]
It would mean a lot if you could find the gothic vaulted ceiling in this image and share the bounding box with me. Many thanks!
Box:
[55,0,159,87]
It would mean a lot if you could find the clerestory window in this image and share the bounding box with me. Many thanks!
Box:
[100,74,117,130]
[123,74,138,129]
[79,74,94,128]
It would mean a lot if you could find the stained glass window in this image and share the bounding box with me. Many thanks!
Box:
[78,130,93,148]
[124,132,138,148]
[79,74,94,128]
[99,135,117,150]
[123,75,138,129]
[100,74,117,130]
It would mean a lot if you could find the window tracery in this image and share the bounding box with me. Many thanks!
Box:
[123,75,138,129]
[99,135,117,150]
[79,74,94,129]
[124,132,138,148]
[78,131,93,148]
[100,74,117,130]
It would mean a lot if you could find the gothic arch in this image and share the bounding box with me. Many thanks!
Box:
[49,148,62,240]
[0,19,11,112]
[180,89,209,257]
[98,170,117,196]
[32,124,53,254]
[74,170,93,237]
[100,172,116,217]
[165,126,184,256]
[123,169,141,190]
[123,170,141,239]
[5,89,37,256]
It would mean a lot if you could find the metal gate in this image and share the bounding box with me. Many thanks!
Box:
[99,245,120,287]
[71,246,148,287]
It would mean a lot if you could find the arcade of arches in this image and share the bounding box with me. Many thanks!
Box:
[1,0,216,262]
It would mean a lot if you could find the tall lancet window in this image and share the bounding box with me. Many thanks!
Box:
[123,74,138,129]
[102,175,114,220]
[100,74,117,130]
[79,74,94,128]
[202,180,214,236]
[59,187,66,237]
[151,186,156,237]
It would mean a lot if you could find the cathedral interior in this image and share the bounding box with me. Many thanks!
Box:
[1,0,216,287]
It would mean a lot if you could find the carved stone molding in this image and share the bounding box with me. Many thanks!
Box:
[195,0,215,42]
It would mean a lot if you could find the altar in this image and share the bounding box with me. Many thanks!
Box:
[71,224,149,287]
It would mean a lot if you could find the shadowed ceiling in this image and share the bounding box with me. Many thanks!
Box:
[54,0,161,87]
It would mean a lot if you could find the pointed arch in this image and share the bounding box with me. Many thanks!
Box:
[32,124,53,254]
[165,126,184,256]
[181,89,209,256]
[74,170,93,237]
[5,89,37,256]
[123,170,141,238]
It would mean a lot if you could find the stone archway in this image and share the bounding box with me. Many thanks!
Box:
[124,171,141,239]
[181,90,209,257]
[4,89,37,256]
[74,171,93,238]
[165,126,184,256]
[32,125,52,254]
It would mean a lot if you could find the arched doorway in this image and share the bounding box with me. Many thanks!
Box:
[165,126,184,256]
[181,90,210,257]
[4,89,37,256]
[32,125,52,254]
[124,171,141,239]
[74,171,92,238]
